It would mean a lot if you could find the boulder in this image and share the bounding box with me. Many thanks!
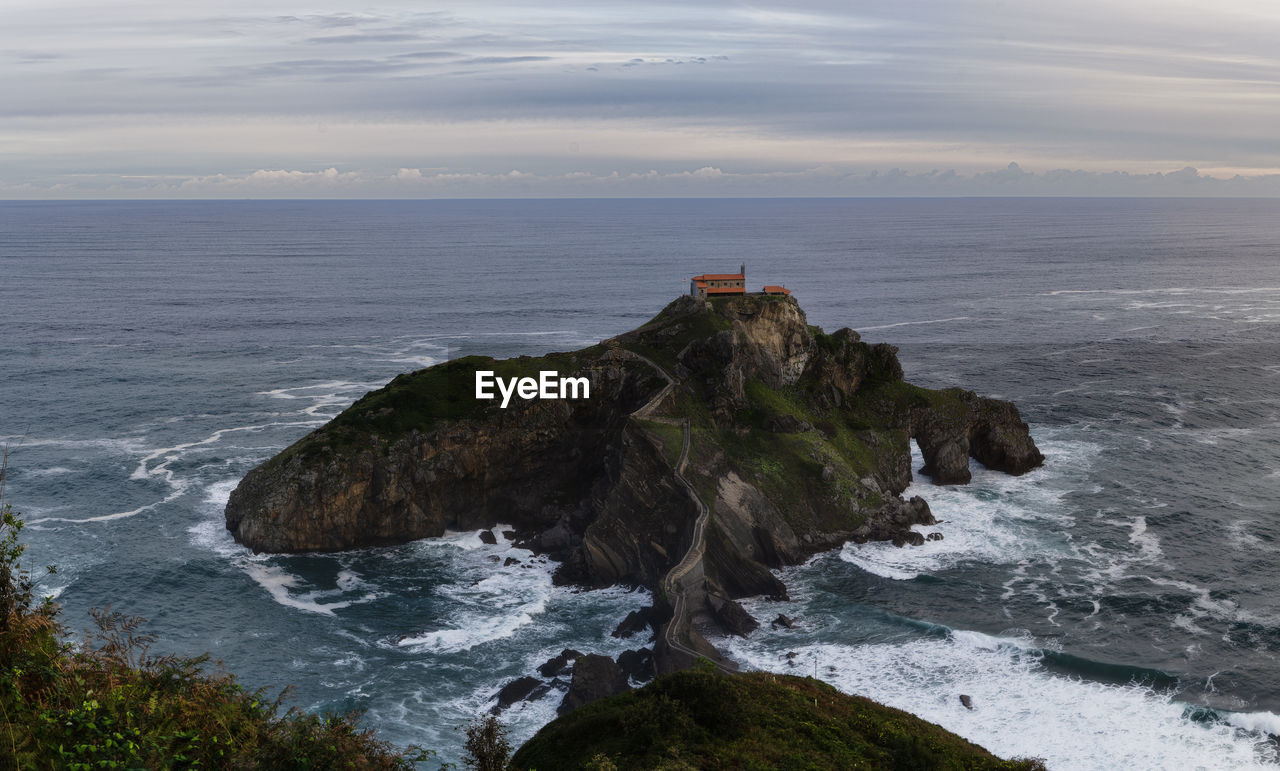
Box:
[616,648,655,683]
[492,676,541,714]
[707,593,759,637]
[559,654,631,714]
[853,496,935,545]
[538,648,582,678]
[479,529,498,545]
[892,531,925,548]
[611,608,653,639]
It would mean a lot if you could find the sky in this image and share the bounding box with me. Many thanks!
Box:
[3,0,1280,198]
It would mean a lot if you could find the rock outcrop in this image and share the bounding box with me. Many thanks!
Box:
[559,654,631,714]
[537,649,581,678]
[616,648,655,683]
[225,352,663,553]
[914,391,1044,484]
[225,293,1044,673]
[492,676,543,714]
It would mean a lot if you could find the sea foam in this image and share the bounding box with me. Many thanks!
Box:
[839,433,1093,580]
[725,629,1278,770]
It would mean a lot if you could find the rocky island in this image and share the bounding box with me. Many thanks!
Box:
[225,294,1042,680]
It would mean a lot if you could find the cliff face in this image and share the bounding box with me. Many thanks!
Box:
[225,294,1043,667]
[225,352,664,553]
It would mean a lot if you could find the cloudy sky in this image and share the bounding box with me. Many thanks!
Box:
[4,0,1280,197]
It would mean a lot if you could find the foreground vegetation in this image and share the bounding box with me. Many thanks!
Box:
[512,664,1047,770]
[0,502,425,769]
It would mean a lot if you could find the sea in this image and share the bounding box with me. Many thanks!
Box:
[3,197,1280,769]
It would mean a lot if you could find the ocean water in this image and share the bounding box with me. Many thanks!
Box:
[3,197,1280,768]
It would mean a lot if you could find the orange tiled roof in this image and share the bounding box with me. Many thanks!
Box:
[763,285,791,295]
[691,273,744,281]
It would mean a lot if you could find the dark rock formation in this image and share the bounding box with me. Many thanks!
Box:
[566,431,697,589]
[914,390,1045,484]
[852,496,934,544]
[707,593,759,637]
[772,614,796,630]
[479,529,497,545]
[616,648,655,683]
[538,649,582,678]
[612,608,653,639]
[225,352,662,553]
[894,531,926,547]
[559,654,631,714]
[492,676,542,714]
[916,429,973,484]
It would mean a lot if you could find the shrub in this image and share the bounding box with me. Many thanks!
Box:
[0,497,428,769]
[462,714,511,771]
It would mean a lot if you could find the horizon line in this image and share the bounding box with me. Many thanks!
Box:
[4,194,1280,203]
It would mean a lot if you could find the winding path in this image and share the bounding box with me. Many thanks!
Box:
[612,345,736,673]
[659,417,733,671]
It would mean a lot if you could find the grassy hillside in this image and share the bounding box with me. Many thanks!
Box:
[269,352,587,465]
[512,664,1046,770]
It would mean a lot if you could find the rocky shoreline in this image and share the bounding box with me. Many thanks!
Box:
[225,294,1043,711]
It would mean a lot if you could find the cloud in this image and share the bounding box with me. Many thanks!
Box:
[306,33,424,45]
[8,162,1280,199]
[392,51,461,60]
[460,55,552,65]
[14,51,63,63]
[1,1,1279,194]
